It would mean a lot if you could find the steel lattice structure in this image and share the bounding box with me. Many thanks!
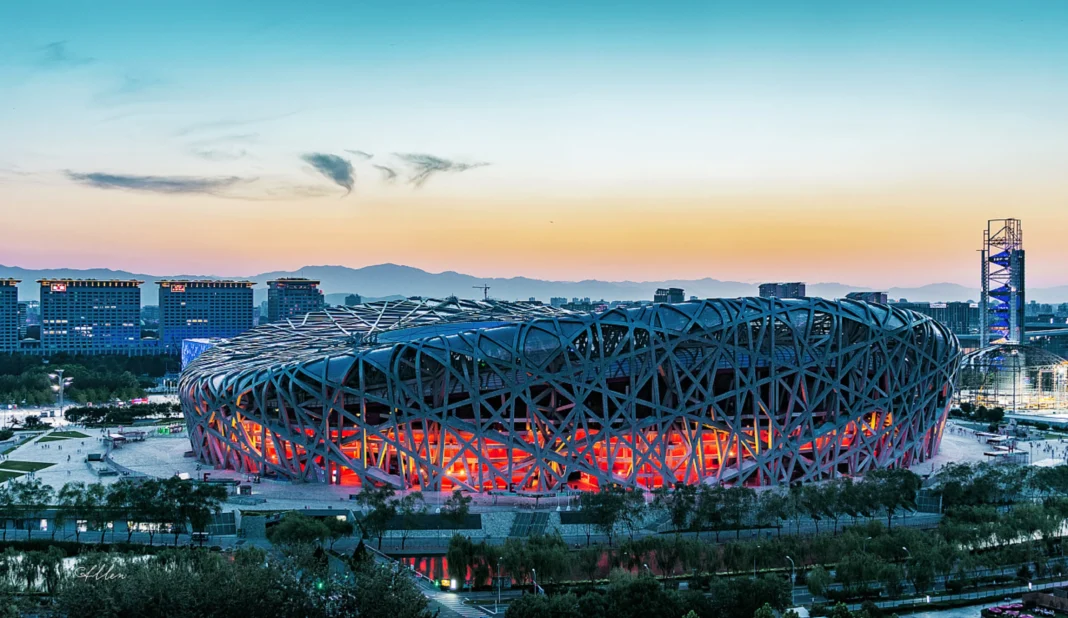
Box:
[179,297,961,492]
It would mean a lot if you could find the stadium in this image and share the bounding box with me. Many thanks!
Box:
[179,297,961,493]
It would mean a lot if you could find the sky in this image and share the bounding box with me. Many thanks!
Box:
[1,1,1068,287]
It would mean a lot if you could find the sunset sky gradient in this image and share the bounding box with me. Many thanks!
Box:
[2,1,1068,287]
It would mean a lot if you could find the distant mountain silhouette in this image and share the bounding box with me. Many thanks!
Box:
[2,263,1063,305]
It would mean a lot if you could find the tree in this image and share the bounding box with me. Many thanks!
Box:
[56,482,84,541]
[441,489,472,529]
[620,489,647,540]
[84,483,110,543]
[128,479,164,544]
[754,603,777,618]
[652,483,696,537]
[696,485,727,540]
[183,482,227,545]
[326,559,435,618]
[579,485,628,546]
[865,469,921,529]
[0,486,13,542]
[268,512,330,548]
[356,485,397,550]
[709,576,791,618]
[11,478,53,540]
[807,565,832,597]
[323,517,355,550]
[756,489,789,536]
[722,486,756,539]
[39,546,64,595]
[394,491,426,550]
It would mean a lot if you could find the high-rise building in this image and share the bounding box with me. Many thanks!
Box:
[267,278,325,323]
[158,280,256,350]
[344,294,362,306]
[38,279,142,354]
[550,297,567,307]
[758,282,806,299]
[891,301,981,336]
[0,280,18,353]
[846,291,889,305]
[654,288,685,303]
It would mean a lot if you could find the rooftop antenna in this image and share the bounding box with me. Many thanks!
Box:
[473,284,491,300]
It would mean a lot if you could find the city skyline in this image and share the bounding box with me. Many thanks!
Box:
[3,2,1068,287]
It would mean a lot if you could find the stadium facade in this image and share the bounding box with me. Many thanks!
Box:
[179,297,961,492]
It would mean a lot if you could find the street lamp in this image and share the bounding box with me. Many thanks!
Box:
[901,547,911,591]
[753,545,759,578]
[48,370,73,415]
[785,556,796,607]
[531,569,538,595]
[497,556,503,614]
[862,536,873,553]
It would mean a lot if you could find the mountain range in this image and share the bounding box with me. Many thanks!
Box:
[3,263,1067,306]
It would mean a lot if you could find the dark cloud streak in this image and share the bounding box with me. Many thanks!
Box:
[37,41,95,68]
[372,164,397,183]
[393,153,490,187]
[301,153,355,196]
[346,149,374,160]
[66,172,242,195]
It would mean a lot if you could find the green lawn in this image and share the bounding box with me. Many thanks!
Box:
[0,461,55,473]
[50,430,90,439]
[0,470,25,482]
[36,436,68,443]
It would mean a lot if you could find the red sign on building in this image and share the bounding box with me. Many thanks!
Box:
[50,283,67,292]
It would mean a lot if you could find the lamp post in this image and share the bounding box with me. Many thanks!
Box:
[497,556,503,614]
[48,370,73,416]
[753,545,759,578]
[531,568,537,595]
[862,536,872,553]
[785,556,795,607]
[901,547,911,593]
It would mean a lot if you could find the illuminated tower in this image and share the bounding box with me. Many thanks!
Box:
[980,218,1025,344]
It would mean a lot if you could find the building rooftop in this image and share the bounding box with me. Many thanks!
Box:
[158,280,256,287]
[267,278,320,284]
[36,279,144,286]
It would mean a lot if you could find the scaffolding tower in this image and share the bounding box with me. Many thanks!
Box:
[980,218,1025,344]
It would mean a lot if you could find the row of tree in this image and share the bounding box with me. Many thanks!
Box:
[63,402,181,426]
[0,477,227,545]
[46,545,433,618]
[573,467,922,547]
[506,569,790,618]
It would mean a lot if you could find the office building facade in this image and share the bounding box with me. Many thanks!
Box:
[266,278,325,323]
[654,288,685,303]
[38,279,142,354]
[158,280,256,350]
[892,301,981,336]
[846,291,889,305]
[0,280,18,353]
[758,282,806,299]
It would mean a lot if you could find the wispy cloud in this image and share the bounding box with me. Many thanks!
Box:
[346,149,374,160]
[393,153,490,187]
[66,171,242,195]
[175,111,301,137]
[94,75,164,104]
[36,41,95,69]
[187,133,258,161]
[372,164,398,183]
[301,153,355,196]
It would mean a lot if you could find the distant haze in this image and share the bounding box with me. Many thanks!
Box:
[4,263,1066,306]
